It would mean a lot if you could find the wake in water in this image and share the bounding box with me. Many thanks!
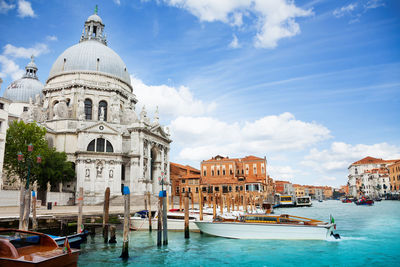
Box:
[326,235,368,242]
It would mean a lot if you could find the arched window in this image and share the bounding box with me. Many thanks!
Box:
[87,138,114,153]
[96,138,105,152]
[87,140,95,151]
[106,140,113,152]
[84,99,92,120]
[98,100,107,121]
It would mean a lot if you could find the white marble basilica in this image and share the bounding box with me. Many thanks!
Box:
[2,11,172,204]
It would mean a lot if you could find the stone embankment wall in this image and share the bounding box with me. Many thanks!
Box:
[0,190,74,206]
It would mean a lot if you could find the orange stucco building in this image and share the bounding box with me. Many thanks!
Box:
[389,160,400,193]
[200,155,273,196]
[170,162,201,201]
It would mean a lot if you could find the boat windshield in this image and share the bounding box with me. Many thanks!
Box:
[281,196,292,202]
[244,216,278,223]
[0,232,41,248]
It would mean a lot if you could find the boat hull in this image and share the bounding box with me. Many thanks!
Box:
[0,250,79,267]
[195,221,334,240]
[131,217,200,231]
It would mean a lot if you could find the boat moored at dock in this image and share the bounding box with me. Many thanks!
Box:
[130,210,214,231]
[195,214,338,240]
[0,228,79,267]
[47,230,89,249]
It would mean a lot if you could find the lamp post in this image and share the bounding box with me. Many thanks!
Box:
[18,143,41,230]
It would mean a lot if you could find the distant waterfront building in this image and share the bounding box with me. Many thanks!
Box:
[1,11,172,204]
[389,161,400,194]
[170,162,200,202]
[200,155,274,201]
[293,184,305,197]
[348,156,398,197]
[275,180,294,196]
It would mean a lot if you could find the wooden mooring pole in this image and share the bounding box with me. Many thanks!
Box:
[32,189,37,230]
[184,191,189,239]
[120,186,130,259]
[103,187,110,243]
[157,195,162,247]
[77,187,83,234]
[22,186,31,231]
[199,189,203,221]
[109,225,117,243]
[213,194,216,220]
[19,185,25,230]
[220,193,223,215]
[148,192,152,232]
[162,191,168,245]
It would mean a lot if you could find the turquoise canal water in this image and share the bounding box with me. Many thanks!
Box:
[78,200,400,266]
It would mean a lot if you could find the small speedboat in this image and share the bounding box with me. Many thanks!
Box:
[47,230,89,249]
[355,198,374,205]
[0,228,79,267]
[130,209,214,232]
[195,214,339,240]
[342,198,352,203]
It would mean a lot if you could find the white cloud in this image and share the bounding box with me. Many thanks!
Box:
[46,35,58,41]
[170,112,331,161]
[131,76,217,119]
[333,3,357,18]
[302,142,400,173]
[0,55,24,80]
[17,0,35,18]
[0,43,49,81]
[0,0,15,14]
[365,0,385,9]
[268,165,300,179]
[114,0,121,5]
[229,34,240,48]
[163,0,313,48]
[3,43,49,58]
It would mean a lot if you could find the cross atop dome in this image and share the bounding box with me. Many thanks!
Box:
[23,55,38,79]
[80,7,107,45]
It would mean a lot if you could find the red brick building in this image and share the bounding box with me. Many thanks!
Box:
[170,162,200,201]
[200,155,273,196]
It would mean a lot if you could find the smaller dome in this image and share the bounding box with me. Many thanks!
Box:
[3,78,43,103]
[3,57,43,102]
[87,14,102,24]
[26,60,37,70]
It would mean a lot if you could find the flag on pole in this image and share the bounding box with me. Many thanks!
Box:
[63,237,72,255]
[330,215,336,230]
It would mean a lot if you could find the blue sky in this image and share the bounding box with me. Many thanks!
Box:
[0,0,399,187]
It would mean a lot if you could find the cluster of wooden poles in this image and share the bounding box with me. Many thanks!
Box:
[80,187,272,260]
[177,190,271,219]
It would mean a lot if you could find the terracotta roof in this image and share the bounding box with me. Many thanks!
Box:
[202,155,265,163]
[351,156,400,166]
[275,180,291,184]
[170,162,200,173]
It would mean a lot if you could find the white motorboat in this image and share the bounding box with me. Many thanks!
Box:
[194,214,338,240]
[295,196,312,207]
[130,210,213,232]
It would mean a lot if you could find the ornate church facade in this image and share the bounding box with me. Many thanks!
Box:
[2,11,171,204]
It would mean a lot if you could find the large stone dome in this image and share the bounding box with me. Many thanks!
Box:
[48,40,131,86]
[3,57,43,102]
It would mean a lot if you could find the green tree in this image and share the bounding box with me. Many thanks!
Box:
[4,120,48,186]
[4,120,75,189]
[35,148,75,190]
